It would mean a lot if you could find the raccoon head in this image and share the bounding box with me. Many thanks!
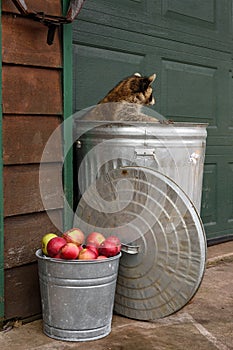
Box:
[98,73,156,105]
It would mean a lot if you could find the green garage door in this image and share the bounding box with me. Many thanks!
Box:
[72,0,233,243]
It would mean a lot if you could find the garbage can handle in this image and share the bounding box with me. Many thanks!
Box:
[134,148,159,167]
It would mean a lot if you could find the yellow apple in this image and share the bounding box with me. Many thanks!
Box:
[42,233,58,256]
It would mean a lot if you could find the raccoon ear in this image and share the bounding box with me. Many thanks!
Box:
[148,73,156,84]
[134,72,141,77]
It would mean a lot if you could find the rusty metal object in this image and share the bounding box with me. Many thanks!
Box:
[11,0,86,45]
[11,0,28,15]
[66,0,86,22]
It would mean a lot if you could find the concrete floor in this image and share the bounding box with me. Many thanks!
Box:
[1,241,233,350]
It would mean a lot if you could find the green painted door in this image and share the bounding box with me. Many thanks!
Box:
[72,0,233,243]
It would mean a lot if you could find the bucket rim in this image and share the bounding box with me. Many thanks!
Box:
[35,248,121,264]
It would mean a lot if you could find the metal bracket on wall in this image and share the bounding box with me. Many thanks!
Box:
[11,0,86,45]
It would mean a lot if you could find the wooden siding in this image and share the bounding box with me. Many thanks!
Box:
[3,164,63,216]
[2,0,63,319]
[3,116,62,164]
[2,66,62,115]
[4,264,41,319]
[2,15,62,67]
[4,211,63,270]
[2,1,62,16]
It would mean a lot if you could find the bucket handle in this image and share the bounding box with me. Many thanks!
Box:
[121,243,140,255]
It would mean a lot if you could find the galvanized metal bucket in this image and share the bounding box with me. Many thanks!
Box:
[74,121,207,213]
[36,249,121,342]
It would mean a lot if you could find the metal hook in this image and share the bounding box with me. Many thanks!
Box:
[47,24,57,46]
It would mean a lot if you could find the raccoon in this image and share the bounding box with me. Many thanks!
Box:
[81,73,159,122]
[99,72,156,105]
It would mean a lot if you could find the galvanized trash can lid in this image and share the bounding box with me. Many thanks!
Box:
[74,166,207,320]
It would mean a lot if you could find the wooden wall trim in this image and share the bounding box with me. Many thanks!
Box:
[0,5,4,321]
[62,0,73,231]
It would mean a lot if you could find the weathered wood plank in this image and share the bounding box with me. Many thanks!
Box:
[4,210,63,269]
[2,65,62,115]
[3,115,62,165]
[2,0,62,16]
[4,164,64,217]
[2,14,62,67]
[4,263,41,319]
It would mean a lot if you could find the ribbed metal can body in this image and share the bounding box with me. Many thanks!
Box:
[36,249,121,342]
[74,121,207,213]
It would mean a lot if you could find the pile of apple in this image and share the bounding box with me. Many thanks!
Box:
[41,228,121,260]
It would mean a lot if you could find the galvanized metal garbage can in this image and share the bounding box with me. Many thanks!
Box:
[36,249,121,342]
[74,121,207,213]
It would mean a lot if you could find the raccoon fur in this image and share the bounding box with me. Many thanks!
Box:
[81,73,158,122]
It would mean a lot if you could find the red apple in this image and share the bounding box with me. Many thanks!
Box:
[78,247,98,260]
[98,235,121,257]
[85,232,105,248]
[105,235,122,251]
[60,243,80,260]
[53,252,62,259]
[47,236,67,258]
[62,228,85,246]
[97,255,108,260]
[86,244,99,257]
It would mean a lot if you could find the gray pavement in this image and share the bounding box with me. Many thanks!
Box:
[1,242,233,350]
